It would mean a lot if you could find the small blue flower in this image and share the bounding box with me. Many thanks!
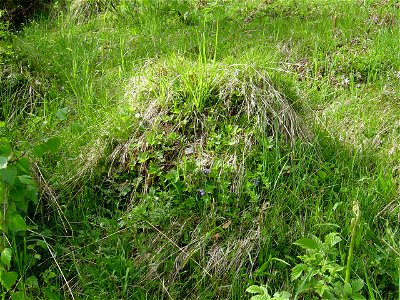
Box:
[253,179,259,186]
[199,189,206,197]
[203,168,211,175]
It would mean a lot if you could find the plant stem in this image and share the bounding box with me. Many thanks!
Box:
[345,201,361,284]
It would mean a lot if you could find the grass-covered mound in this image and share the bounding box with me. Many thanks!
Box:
[0,0,399,299]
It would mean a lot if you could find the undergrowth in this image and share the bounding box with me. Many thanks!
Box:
[0,0,399,299]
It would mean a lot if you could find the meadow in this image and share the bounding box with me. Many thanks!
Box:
[0,0,399,299]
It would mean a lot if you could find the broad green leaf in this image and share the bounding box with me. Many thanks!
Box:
[324,232,342,247]
[16,157,30,174]
[71,121,83,133]
[36,240,48,250]
[317,170,327,180]
[33,144,46,157]
[1,248,12,266]
[18,175,35,185]
[148,161,160,175]
[315,279,329,296]
[291,263,306,281]
[8,211,28,232]
[0,140,12,157]
[353,294,366,300]
[343,282,352,296]
[0,271,18,290]
[56,107,69,121]
[25,275,39,288]
[25,184,38,204]
[43,286,61,300]
[44,137,61,154]
[351,278,364,292]
[324,263,343,274]
[246,285,268,295]
[0,156,8,169]
[138,152,149,163]
[273,291,291,300]
[293,237,320,251]
[10,185,28,212]
[251,295,270,300]
[44,270,57,281]
[0,165,17,185]
[11,291,25,300]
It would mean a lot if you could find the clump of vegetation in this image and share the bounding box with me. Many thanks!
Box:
[0,0,52,29]
[0,0,399,299]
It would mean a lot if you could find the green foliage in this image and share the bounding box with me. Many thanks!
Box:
[247,285,291,300]
[0,137,34,296]
[249,231,367,300]
[0,136,61,299]
[1,0,400,299]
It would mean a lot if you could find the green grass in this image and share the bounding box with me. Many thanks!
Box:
[0,0,399,299]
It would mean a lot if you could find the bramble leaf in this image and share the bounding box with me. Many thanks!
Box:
[246,285,269,295]
[351,278,364,292]
[343,282,352,296]
[291,263,307,281]
[250,295,270,300]
[324,232,342,247]
[294,237,320,251]
[272,291,291,300]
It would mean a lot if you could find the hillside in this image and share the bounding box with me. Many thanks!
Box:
[0,1,399,299]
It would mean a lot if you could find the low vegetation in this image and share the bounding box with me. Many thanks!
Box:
[0,0,399,299]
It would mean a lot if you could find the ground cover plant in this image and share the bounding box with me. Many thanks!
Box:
[0,0,399,299]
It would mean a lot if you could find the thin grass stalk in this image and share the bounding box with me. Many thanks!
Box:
[345,201,361,284]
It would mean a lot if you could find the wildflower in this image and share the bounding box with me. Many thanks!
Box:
[341,77,350,86]
[253,179,259,186]
[203,168,211,175]
[184,147,194,155]
[199,189,206,197]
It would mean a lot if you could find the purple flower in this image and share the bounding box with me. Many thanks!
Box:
[203,168,211,175]
[253,179,259,186]
[199,189,206,197]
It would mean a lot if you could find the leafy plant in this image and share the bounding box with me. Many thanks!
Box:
[246,285,290,300]
[0,135,62,299]
[292,231,365,300]
[0,137,36,297]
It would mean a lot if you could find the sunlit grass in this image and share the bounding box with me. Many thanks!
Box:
[0,0,399,298]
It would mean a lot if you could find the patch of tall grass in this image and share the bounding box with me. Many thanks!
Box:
[0,0,399,298]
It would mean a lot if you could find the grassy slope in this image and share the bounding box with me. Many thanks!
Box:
[1,0,400,299]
